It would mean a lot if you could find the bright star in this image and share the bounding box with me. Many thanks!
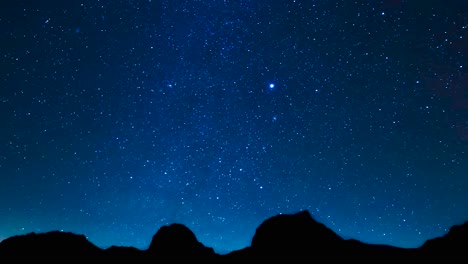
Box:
[269,83,275,89]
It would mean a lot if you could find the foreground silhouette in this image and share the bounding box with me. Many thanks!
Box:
[0,210,467,261]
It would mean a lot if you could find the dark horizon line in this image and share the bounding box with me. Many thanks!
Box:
[2,209,466,255]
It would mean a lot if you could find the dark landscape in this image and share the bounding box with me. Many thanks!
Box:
[1,210,467,261]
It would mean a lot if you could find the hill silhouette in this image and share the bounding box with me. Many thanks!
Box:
[0,210,467,261]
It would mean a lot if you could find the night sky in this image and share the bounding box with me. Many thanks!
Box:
[1,0,467,254]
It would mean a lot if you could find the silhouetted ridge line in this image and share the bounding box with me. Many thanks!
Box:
[1,210,467,260]
[147,223,217,259]
[419,220,468,258]
[250,210,344,257]
[0,231,103,259]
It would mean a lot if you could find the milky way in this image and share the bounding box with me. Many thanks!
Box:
[0,0,467,254]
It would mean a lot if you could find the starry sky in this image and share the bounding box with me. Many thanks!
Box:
[0,0,467,254]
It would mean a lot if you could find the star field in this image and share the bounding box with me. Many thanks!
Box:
[0,0,467,254]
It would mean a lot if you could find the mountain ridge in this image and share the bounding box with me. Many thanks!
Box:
[1,210,467,260]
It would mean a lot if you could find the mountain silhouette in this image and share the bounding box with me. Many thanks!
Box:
[224,211,416,261]
[147,223,219,260]
[1,210,467,261]
[0,231,103,260]
[417,220,468,260]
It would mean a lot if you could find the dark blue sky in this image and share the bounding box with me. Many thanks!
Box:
[0,0,467,254]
